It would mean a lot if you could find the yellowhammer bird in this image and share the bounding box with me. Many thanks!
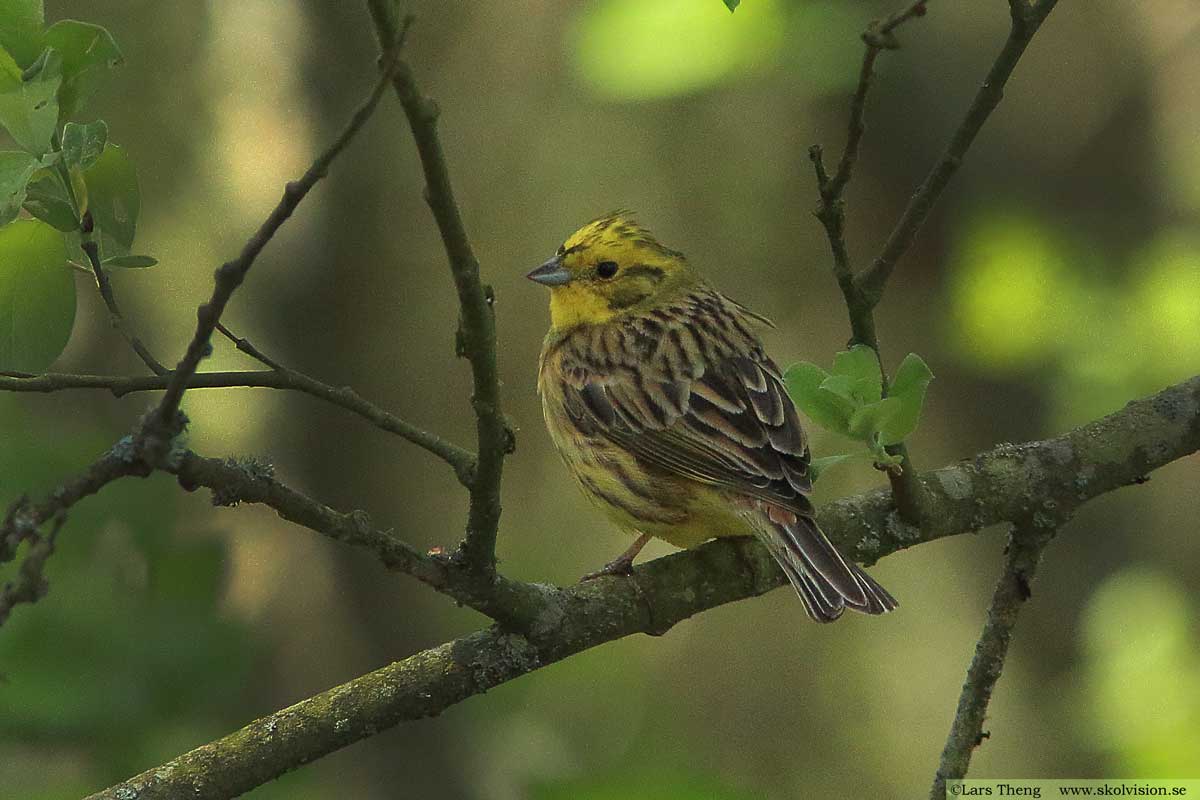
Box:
[529,212,897,623]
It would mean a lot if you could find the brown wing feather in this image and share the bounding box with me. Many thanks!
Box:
[556,287,811,513]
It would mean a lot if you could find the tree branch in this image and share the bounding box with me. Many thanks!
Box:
[930,519,1057,799]
[87,375,1200,798]
[0,370,476,486]
[366,3,509,579]
[145,28,408,440]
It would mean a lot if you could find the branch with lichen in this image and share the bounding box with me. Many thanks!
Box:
[86,375,1200,800]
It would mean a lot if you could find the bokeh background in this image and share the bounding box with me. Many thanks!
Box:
[3,1,1199,797]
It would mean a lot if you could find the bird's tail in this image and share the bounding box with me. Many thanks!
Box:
[755,507,898,623]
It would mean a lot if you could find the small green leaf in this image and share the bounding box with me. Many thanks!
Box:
[42,20,123,121]
[0,217,75,372]
[0,46,62,154]
[0,149,39,224]
[879,353,934,445]
[0,0,44,68]
[784,361,855,435]
[830,344,883,402]
[101,254,155,268]
[82,142,138,256]
[61,119,107,170]
[22,173,78,231]
[848,396,902,440]
[722,0,740,10]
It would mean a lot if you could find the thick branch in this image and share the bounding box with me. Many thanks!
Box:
[856,0,1059,304]
[0,369,476,486]
[147,33,406,437]
[88,375,1200,799]
[366,3,508,577]
[930,520,1056,799]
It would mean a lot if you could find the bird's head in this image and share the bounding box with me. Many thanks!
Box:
[527,212,698,331]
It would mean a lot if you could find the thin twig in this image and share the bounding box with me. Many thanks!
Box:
[856,0,1059,305]
[0,515,63,626]
[146,27,409,439]
[167,450,545,628]
[215,321,284,371]
[930,520,1057,799]
[0,446,152,628]
[0,369,477,486]
[366,4,509,578]
[79,226,170,376]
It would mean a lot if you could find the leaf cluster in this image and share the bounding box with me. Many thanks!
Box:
[0,0,155,373]
[784,345,933,479]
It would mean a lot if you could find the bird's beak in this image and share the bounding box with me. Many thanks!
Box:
[526,256,572,287]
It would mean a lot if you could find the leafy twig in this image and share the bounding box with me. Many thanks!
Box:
[79,223,169,375]
[87,374,1200,799]
[146,27,409,440]
[366,4,510,579]
[0,369,477,486]
[808,2,930,519]
[930,519,1057,799]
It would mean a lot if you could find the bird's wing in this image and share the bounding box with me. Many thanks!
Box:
[555,298,812,515]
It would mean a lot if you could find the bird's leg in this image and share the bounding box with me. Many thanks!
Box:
[581,532,652,581]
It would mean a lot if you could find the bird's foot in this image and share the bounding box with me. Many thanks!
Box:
[581,555,637,581]
[580,531,652,581]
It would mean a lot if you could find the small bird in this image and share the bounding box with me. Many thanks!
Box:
[529,212,897,622]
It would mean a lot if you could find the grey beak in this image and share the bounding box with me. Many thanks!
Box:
[526,256,572,287]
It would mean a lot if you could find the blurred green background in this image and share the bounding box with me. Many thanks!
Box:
[3,1,1199,797]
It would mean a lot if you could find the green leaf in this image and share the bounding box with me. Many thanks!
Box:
[22,173,77,231]
[830,344,883,403]
[0,149,39,224]
[879,353,934,445]
[848,396,902,440]
[784,361,854,435]
[101,253,155,268]
[82,142,138,256]
[42,20,122,121]
[0,217,75,371]
[60,119,107,170]
[723,0,740,10]
[0,0,44,68]
[0,46,61,154]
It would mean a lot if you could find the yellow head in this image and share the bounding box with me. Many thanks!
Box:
[527,212,699,331]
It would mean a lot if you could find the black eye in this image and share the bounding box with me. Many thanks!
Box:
[596,261,618,279]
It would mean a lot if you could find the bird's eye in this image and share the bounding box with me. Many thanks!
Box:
[596,261,618,279]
